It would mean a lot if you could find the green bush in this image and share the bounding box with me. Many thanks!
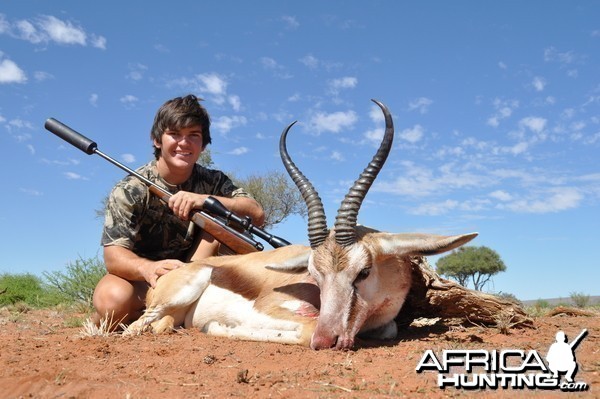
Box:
[0,273,63,308]
[494,291,522,306]
[570,291,590,308]
[43,256,106,308]
[535,299,550,309]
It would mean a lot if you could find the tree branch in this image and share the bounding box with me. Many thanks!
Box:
[397,257,533,329]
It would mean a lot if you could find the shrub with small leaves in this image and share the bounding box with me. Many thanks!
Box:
[570,291,590,308]
[0,273,63,308]
[43,256,106,308]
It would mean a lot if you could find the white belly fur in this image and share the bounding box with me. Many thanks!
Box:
[186,285,305,344]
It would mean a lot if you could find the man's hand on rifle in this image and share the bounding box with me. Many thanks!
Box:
[168,191,209,221]
[168,190,266,228]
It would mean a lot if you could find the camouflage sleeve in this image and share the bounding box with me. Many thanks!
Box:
[100,178,149,248]
[197,166,252,199]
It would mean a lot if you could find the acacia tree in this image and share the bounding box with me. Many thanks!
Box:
[232,172,306,229]
[436,246,506,291]
[200,148,306,228]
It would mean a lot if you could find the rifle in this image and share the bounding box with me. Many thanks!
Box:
[569,329,588,350]
[44,118,291,255]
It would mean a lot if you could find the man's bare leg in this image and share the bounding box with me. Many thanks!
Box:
[92,274,148,330]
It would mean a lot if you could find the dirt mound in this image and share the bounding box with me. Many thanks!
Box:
[0,308,598,398]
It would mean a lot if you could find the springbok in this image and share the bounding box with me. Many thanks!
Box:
[125,100,477,350]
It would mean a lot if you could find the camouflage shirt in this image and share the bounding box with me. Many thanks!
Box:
[101,160,250,261]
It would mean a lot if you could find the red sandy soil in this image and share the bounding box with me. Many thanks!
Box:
[0,307,598,398]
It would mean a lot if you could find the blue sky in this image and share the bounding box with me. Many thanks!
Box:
[1,1,598,301]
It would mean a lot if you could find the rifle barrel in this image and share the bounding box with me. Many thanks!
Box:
[44,118,275,253]
[569,329,588,349]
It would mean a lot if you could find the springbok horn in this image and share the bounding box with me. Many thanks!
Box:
[333,99,394,247]
[279,121,330,249]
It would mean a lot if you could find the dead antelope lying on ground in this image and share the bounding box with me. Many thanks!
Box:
[125,100,477,350]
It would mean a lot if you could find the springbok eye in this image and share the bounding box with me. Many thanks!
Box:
[355,267,371,283]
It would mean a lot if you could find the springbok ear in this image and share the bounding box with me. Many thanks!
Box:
[371,232,478,257]
[265,249,311,274]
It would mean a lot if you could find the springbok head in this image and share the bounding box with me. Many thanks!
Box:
[277,100,477,350]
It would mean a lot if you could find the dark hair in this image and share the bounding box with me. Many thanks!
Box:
[150,94,212,159]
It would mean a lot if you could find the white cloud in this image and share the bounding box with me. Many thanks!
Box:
[532,76,546,91]
[399,124,424,143]
[127,63,147,81]
[411,199,459,216]
[197,73,227,96]
[309,110,357,134]
[501,187,582,213]
[64,171,87,180]
[487,116,500,128]
[410,198,491,216]
[583,132,600,144]
[519,116,547,134]
[364,128,383,146]
[260,57,292,79]
[435,145,465,159]
[228,95,241,112]
[487,98,518,127]
[212,115,247,134]
[328,77,357,98]
[33,71,53,81]
[38,15,86,45]
[6,119,35,143]
[328,76,357,93]
[168,73,244,110]
[121,153,136,163]
[330,151,344,162]
[4,15,107,49]
[260,57,276,68]
[0,14,8,34]
[281,15,299,30]
[408,97,433,114]
[299,54,319,69]
[89,93,99,107]
[369,104,385,123]
[14,19,41,43]
[543,46,577,64]
[375,161,489,198]
[507,141,529,155]
[20,187,43,196]
[91,34,107,49]
[120,94,139,108]
[489,190,513,201]
[228,147,249,155]
[0,58,27,84]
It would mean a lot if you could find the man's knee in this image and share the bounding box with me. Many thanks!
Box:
[92,275,146,325]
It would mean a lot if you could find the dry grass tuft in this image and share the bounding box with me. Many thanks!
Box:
[494,309,520,335]
[78,312,126,337]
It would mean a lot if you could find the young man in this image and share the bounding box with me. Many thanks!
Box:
[92,94,264,327]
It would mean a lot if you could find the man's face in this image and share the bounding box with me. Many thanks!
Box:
[154,125,204,170]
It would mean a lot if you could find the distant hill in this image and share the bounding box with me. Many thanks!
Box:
[521,295,600,307]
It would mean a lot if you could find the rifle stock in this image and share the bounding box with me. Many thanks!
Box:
[44,117,270,255]
[146,185,262,254]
